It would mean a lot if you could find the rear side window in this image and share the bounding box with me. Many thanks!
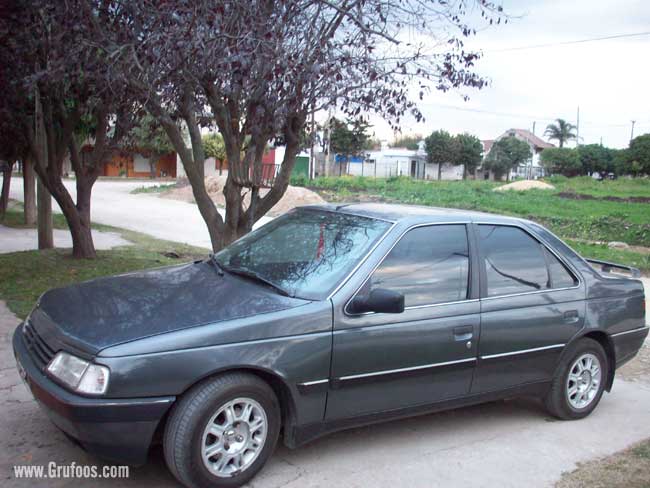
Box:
[544,247,579,288]
[369,224,469,307]
[479,225,577,297]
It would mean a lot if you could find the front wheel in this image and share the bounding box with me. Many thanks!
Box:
[545,338,608,420]
[164,372,281,488]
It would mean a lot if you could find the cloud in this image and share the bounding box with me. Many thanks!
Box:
[366,0,650,148]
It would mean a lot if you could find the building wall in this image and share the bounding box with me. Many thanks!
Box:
[104,152,177,178]
[424,163,464,181]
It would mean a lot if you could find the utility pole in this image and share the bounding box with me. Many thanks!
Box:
[532,121,536,135]
[324,109,332,177]
[630,120,636,142]
[576,106,580,147]
[308,109,315,180]
[35,88,53,249]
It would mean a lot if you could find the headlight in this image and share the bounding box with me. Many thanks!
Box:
[46,352,110,395]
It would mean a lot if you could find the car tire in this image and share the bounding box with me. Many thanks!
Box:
[544,338,608,420]
[163,372,281,488]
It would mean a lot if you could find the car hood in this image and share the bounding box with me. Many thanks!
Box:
[30,261,307,355]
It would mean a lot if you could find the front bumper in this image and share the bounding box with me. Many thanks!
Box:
[12,324,175,465]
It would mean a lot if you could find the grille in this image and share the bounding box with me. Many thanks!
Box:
[22,320,56,370]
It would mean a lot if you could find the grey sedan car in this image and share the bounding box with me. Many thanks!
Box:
[13,204,648,487]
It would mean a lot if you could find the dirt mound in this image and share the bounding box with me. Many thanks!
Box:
[163,175,325,215]
[494,180,555,192]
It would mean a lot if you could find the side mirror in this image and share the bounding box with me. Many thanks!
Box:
[349,288,405,314]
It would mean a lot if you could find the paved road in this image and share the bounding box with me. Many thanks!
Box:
[9,178,271,250]
[0,225,130,254]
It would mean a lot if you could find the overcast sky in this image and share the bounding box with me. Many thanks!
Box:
[366,0,650,149]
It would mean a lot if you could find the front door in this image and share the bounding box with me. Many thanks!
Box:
[472,224,585,393]
[326,223,480,420]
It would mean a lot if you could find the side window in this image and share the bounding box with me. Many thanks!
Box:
[479,225,577,297]
[369,225,470,307]
[480,225,549,297]
[544,247,579,288]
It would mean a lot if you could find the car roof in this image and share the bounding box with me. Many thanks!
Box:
[300,203,528,226]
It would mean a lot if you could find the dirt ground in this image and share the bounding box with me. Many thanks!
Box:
[162,176,325,216]
[493,180,556,191]
[556,438,650,488]
[617,340,650,382]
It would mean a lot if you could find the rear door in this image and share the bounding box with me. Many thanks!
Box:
[326,223,480,420]
[472,223,585,394]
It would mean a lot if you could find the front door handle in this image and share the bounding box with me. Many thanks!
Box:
[563,310,579,323]
[453,325,474,341]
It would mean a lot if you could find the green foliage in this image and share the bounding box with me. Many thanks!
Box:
[129,114,174,157]
[576,144,614,174]
[202,133,227,161]
[484,136,532,179]
[627,133,650,175]
[453,133,483,178]
[329,118,371,161]
[363,138,382,151]
[424,129,458,180]
[390,134,423,150]
[544,118,576,148]
[130,184,176,194]
[424,130,455,165]
[540,147,582,176]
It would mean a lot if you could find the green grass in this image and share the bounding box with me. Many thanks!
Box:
[0,207,208,318]
[130,183,177,194]
[293,177,650,247]
[290,175,650,272]
[547,175,650,199]
[566,240,650,274]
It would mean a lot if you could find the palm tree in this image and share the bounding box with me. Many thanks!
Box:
[544,118,577,148]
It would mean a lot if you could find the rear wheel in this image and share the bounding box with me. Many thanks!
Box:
[545,338,608,420]
[164,372,281,488]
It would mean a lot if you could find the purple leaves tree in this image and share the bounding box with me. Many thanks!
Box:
[0,0,134,258]
[93,0,503,251]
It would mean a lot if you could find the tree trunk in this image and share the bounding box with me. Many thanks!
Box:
[462,164,467,180]
[437,162,442,181]
[71,174,97,258]
[37,176,54,249]
[23,157,37,225]
[0,163,12,219]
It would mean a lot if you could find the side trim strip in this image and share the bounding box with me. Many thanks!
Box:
[298,379,329,387]
[337,357,476,381]
[610,326,650,338]
[481,343,565,360]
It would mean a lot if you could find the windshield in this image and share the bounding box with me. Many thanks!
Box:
[214,209,391,300]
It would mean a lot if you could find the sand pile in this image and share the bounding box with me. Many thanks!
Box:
[494,180,555,192]
[163,175,325,215]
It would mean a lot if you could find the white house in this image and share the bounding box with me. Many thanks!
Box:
[346,141,464,180]
[478,129,555,180]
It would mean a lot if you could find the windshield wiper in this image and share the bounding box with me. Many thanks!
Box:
[221,265,294,298]
[208,254,225,276]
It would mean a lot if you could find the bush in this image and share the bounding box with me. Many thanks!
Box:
[540,148,582,176]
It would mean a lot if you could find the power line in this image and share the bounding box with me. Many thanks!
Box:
[421,102,650,128]
[485,31,650,53]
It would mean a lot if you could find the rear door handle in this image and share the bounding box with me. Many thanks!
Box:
[563,310,579,323]
[453,325,474,341]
